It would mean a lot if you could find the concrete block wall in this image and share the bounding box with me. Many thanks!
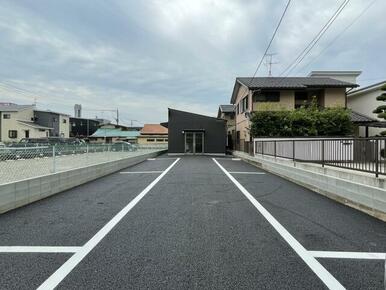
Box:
[234,151,386,222]
[0,150,166,214]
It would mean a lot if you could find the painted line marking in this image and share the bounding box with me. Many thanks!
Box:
[147,158,156,161]
[232,158,241,161]
[229,171,265,175]
[212,158,345,290]
[119,171,163,174]
[38,158,180,290]
[0,246,81,253]
[310,251,386,260]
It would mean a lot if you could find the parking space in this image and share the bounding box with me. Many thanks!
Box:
[215,157,386,289]
[0,155,385,289]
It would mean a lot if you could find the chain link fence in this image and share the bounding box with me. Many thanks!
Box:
[0,143,167,185]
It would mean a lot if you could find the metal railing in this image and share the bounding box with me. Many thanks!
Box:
[253,137,386,177]
[0,143,167,184]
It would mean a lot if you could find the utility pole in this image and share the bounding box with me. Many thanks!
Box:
[116,109,119,125]
[264,53,278,77]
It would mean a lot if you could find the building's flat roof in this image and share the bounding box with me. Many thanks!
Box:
[90,128,141,138]
[34,109,70,116]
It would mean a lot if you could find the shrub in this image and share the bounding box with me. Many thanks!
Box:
[250,105,353,137]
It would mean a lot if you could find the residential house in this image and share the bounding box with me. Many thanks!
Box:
[217,105,235,150]
[168,108,226,155]
[137,124,168,145]
[34,110,70,138]
[0,103,51,143]
[230,76,358,151]
[89,123,140,143]
[347,80,386,137]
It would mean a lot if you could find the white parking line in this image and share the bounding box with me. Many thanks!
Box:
[310,251,386,260]
[213,158,345,290]
[120,171,163,174]
[147,158,156,161]
[0,246,81,253]
[38,158,180,290]
[229,172,265,175]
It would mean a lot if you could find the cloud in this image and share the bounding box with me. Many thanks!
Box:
[0,0,385,123]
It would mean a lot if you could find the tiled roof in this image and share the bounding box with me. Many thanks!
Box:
[219,105,234,113]
[237,77,358,89]
[350,111,377,123]
[140,124,168,135]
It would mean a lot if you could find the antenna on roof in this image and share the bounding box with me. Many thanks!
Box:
[264,53,279,77]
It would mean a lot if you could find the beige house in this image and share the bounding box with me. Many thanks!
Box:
[230,77,358,151]
[137,124,168,145]
[217,105,235,149]
[0,103,51,143]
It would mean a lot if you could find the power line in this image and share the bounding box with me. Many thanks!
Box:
[0,81,46,102]
[295,0,378,74]
[246,0,291,87]
[278,0,350,77]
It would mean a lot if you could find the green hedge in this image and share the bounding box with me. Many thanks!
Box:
[250,105,353,137]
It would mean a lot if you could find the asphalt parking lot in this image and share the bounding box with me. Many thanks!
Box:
[0,155,385,289]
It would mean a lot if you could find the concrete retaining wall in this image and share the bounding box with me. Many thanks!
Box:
[233,151,386,222]
[0,150,166,214]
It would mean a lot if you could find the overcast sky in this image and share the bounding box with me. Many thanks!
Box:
[0,0,385,125]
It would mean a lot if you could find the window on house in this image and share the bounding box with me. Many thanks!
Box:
[147,138,155,142]
[3,113,11,119]
[295,91,309,108]
[164,138,168,142]
[8,130,17,138]
[254,91,280,102]
[63,119,67,124]
[156,138,164,142]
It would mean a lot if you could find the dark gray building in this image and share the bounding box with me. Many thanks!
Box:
[69,117,100,138]
[34,110,70,138]
[168,108,226,155]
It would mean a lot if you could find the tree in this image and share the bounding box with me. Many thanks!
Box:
[372,84,386,136]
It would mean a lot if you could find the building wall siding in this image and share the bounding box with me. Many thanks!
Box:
[324,88,346,108]
[168,109,226,154]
